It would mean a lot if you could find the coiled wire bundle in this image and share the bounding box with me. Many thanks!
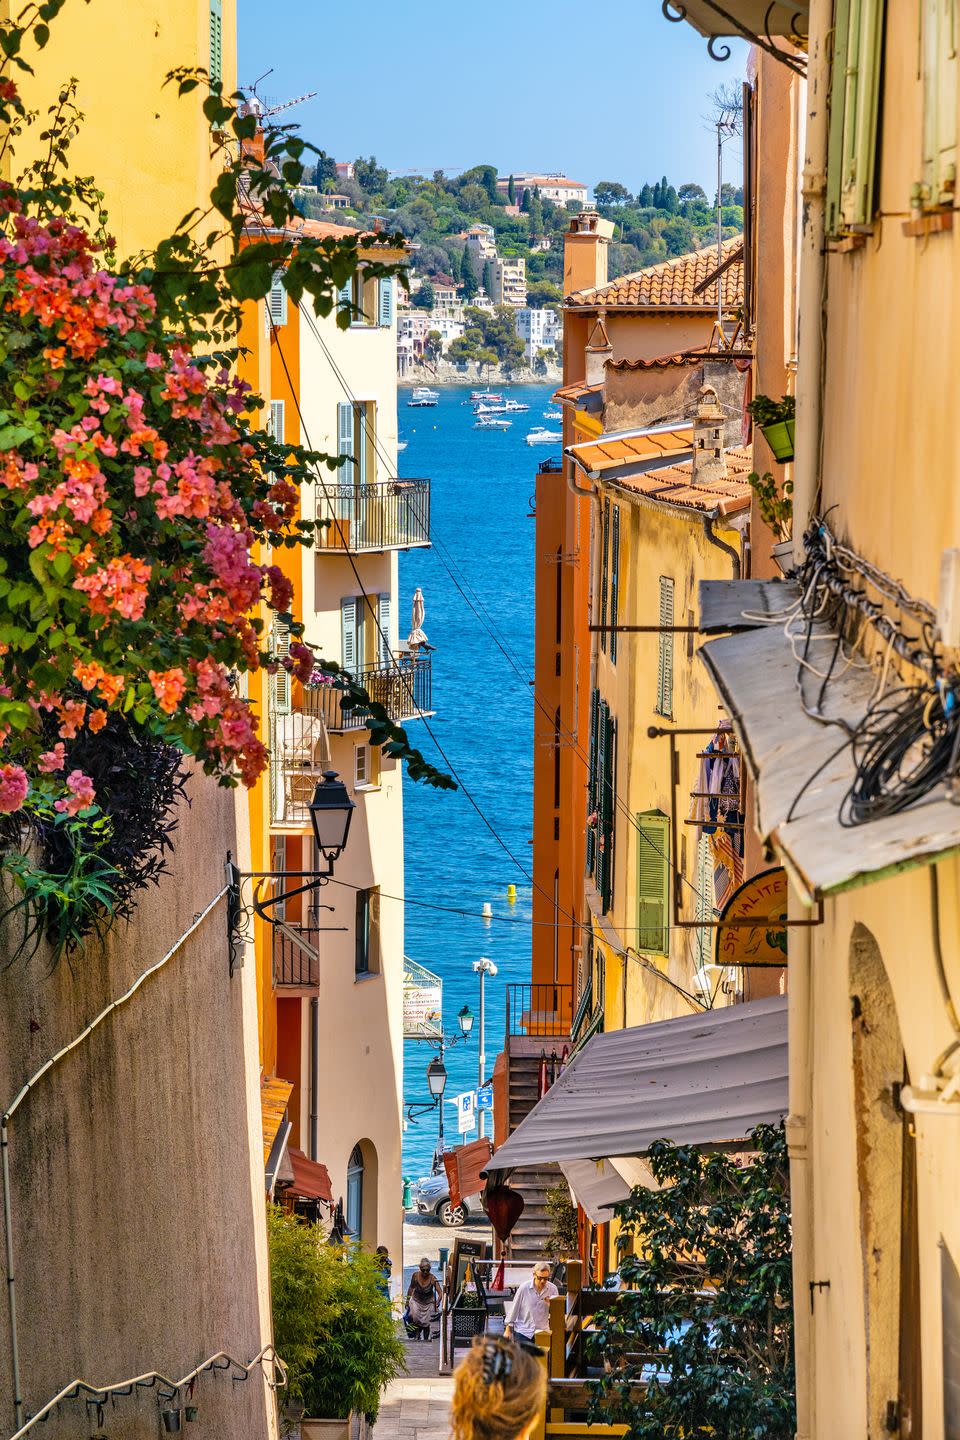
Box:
[840,682,960,826]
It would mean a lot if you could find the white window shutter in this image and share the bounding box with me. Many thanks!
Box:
[271,618,291,714]
[269,271,288,327]
[378,277,394,327]
[356,404,368,486]
[268,400,285,443]
[341,597,358,672]
[337,402,355,469]
[337,278,353,320]
[378,592,392,667]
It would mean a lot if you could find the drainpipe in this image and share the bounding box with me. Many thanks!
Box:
[309,997,319,1160]
[785,904,815,1440]
[793,0,832,562]
[702,513,742,578]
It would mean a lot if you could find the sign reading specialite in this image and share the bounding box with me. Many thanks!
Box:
[403,958,443,1038]
[715,868,789,968]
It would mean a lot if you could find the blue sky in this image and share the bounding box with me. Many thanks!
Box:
[237,0,747,193]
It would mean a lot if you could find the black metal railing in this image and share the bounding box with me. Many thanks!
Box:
[316,479,430,551]
[301,654,432,733]
[506,983,573,1039]
[273,924,320,988]
[537,457,563,475]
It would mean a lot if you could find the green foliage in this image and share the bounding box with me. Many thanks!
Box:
[268,1209,406,1421]
[594,181,631,207]
[412,280,435,310]
[454,305,524,370]
[460,246,479,299]
[543,1180,579,1259]
[748,471,794,542]
[588,1124,794,1440]
[746,394,796,427]
[525,279,561,308]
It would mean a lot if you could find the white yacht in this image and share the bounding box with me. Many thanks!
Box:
[470,390,503,402]
[475,416,511,429]
[408,387,439,408]
[502,399,530,413]
[474,401,508,415]
[542,408,562,421]
[525,426,562,445]
[397,440,408,452]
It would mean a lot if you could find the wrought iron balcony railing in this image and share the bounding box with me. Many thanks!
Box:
[268,654,433,826]
[505,983,573,1039]
[316,479,430,552]
[273,923,320,988]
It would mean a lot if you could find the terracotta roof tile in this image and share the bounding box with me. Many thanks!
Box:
[567,425,694,475]
[606,346,754,372]
[553,379,604,404]
[610,446,753,515]
[566,238,744,312]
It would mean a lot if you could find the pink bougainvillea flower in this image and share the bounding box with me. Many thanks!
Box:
[37,743,66,773]
[0,763,28,813]
[148,667,186,715]
[54,768,96,816]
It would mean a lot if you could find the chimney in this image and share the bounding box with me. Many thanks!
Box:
[564,209,615,294]
[584,312,612,387]
[691,386,728,487]
[239,96,266,166]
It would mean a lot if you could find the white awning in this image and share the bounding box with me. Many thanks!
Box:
[485,995,787,1178]
[559,1157,661,1224]
[698,582,960,902]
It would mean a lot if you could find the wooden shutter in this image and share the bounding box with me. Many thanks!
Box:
[595,699,608,902]
[341,597,359,672]
[826,0,886,232]
[271,618,291,714]
[209,0,222,84]
[923,0,958,204]
[586,688,600,875]
[610,505,620,665]
[356,404,369,486]
[268,271,288,327]
[378,277,394,327]
[694,834,714,967]
[601,712,616,914]
[599,498,610,653]
[656,577,675,717]
[337,277,353,321]
[268,400,285,443]
[636,812,669,955]
[377,592,392,667]
[355,889,370,974]
[337,401,355,470]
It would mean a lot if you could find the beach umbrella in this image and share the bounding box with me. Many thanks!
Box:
[408,586,429,648]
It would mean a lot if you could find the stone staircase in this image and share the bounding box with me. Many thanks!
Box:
[505,1046,566,1265]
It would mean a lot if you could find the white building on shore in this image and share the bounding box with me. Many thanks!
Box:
[516,305,559,362]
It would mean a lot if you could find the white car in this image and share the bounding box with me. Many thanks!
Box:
[413,1172,482,1227]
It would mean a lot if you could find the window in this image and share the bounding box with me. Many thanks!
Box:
[341,596,365,673]
[337,402,374,485]
[346,1144,364,1235]
[209,0,222,85]
[355,887,381,976]
[825,0,886,233]
[338,271,380,326]
[270,617,291,714]
[656,577,675,717]
[636,811,670,955]
[354,744,380,789]
[268,270,288,327]
[271,836,287,921]
[268,400,285,444]
[922,0,958,206]
[586,688,601,877]
[609,505,620,665]
[599,498,610,653]
[553,707,561,809]
[378,277,394,327]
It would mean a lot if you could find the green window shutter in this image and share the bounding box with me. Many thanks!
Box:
[827,0,886,231]
[378,277,394,327]
[599,498,610,653]
[636,812,670,955]
[209,0,222,85]
[656,576,674,717]
[271,618,291,714]
[610,505,620,665]
[586,688,600,875]
[923,0,958,204]
[595,698,608,904]
[268,270,288,327]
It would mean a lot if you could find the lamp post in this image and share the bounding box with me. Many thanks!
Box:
[406,1003,474,1161]
[473,957,498,1138]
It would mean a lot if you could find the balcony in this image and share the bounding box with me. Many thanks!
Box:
[506,983,573,1039]
[316,479,430,552]
[269,654,433,826]
[273,923,320,989]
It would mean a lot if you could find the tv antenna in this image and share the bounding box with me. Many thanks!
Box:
[242,68,317,121]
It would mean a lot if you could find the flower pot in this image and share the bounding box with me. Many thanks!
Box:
[761,419,794,462]
[302,1413,370,1440]
[771,538,795,576]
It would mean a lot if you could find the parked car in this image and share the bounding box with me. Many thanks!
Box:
[413,1171,482,1227]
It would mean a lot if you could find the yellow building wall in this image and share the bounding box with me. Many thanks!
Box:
[2,0,236,260]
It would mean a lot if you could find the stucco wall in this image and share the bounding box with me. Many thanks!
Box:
[0,773,276,1437]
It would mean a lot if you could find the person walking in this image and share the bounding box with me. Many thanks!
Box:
[504,1262,558,1347]
[451,1337,545,1440]
[375,1244,392,1300]
[406,1256,442,1341]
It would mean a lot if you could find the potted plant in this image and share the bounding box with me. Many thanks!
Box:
[544,1180,580,1263]
[747,394,796,462]
[746,471,794,573]
[268,1207,405,1440]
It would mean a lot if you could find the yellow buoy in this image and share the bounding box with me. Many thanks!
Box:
[507,884,517,903]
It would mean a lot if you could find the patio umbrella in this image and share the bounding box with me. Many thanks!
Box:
[407,586,429,648]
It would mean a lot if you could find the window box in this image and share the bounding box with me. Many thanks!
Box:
[761,418,795,463]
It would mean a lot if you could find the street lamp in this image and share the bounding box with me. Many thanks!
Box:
[426,1056,448,1099]
[308,771,356,874]
[458,1004,475,1037]
[473,957,498,1138]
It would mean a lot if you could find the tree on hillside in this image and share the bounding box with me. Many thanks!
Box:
[594,180,631,207]
[519,186,530,214]
[354,155,389,193]
[412,280,435,310]
[639,183,653,207]
[463,305,525,369]
[526,279,562,308]
[424,330,443,364]
[527,188,544,238]
[461,246,479,300]
[311,150,338,189]
[662,215,696,256]
[508,173,516,203]
[679,182,708,204]
[482,260,495,300]
[447,246,463,282]
[459,182,490,214]
[663,184,679,214]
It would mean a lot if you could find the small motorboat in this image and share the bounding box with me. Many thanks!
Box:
[542,408,562,421]
[397,440,408,452]
[475,416,511,429]
[525,426,562,445]
[470,390,503,402]
[474,402,508,415]
[502,399,530,413]
[408,386,439,408]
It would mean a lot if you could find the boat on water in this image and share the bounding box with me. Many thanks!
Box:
[475,416,511,430]
[525,426,562,446]
[474,402,508,415]
[469,390,503,402]
[408,386,439,408]
[542,408,561,421]
[397,440,408,452]
[502,399,530,413]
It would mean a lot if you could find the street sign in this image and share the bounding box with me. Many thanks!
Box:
[477,1083,493,1112]
[455,1090,477,1134]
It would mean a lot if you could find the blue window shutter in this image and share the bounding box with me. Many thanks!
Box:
[337,402,355,470]
[378,592,392,667]
[268,271,288,327]
[209,0,222,85]
[341,597,358,672]
[338,278,353,321]
[610,505,620,665]
[378,277,394,327]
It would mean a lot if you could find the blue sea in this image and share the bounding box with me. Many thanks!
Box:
[397,383,557,1183]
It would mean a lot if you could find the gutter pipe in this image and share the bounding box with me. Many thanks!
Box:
[702,512,742,578]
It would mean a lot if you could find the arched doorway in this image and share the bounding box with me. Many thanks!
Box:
[346,1144,364,1238]
[345,1139,379,1248]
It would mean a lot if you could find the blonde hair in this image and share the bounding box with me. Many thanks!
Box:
[451,1339,545,1440]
